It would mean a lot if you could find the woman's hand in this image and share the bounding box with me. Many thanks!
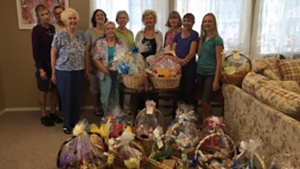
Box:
[212,79,220,91]
[178,58,188,66]
[85,69,90,80]
[51,73,56,84]
[39,70,47,80]
[103,68,110,76]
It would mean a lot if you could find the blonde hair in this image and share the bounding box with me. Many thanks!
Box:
[198,13,220,55]
[61,8,80,23]
[104,21,116,29]
[142,10,157,24]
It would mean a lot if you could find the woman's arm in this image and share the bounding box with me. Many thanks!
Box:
[212,45,223,91]
[50,47,58,84]
[85,42,91,73]
[93,59,109,76]
[183,41,198,64]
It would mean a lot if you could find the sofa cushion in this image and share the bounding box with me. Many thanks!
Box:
[252,57,279,74]
[269,80,300,94]
[242,72,269,95]
[278,59,300,85]
[263,68,281,80]
[254,83,300,117]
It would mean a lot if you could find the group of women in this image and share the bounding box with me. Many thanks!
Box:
[32,4,223,134]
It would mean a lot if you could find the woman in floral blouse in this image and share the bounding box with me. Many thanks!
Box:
[93,21,128,114]
[51,8,87,134]
[164,11,182,48]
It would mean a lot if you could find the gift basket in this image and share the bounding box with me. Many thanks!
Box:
[195,116,236,168]
[222,51,252,87]
[165,103,198,160]
[106,127,145,169]
[57,120,107,169]
[147,53,181,89]
[230,139,266,169]
[118,47,148,89]
[135,100,164,156]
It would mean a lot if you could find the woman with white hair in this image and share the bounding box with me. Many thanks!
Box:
[51,8,87,134]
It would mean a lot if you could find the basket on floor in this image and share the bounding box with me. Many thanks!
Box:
[150,76,180,89]
[122,74,147,89]
[166,122,198,159]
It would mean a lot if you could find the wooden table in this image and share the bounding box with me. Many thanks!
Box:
[119,85,180,117]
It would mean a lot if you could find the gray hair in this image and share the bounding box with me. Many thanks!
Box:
[115,10,129,22]
[61,8,80,23]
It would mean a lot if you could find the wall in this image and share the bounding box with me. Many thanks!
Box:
[0,64,4,112]
[0,0,91,110]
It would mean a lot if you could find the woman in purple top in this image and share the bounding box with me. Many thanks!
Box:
[31,4,62,127]
[172,13,199,106]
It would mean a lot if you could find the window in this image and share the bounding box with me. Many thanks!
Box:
[90,0,168,36]
[175,0,252,55]
[255,0,300,58]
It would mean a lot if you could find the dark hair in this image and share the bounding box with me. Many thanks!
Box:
[53,5,64,13]
[183,13,195,23]
[165,11,182,28]
[91,9,108,27]
[35,4,48,23]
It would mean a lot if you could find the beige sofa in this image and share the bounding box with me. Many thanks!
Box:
[222,58,300,165]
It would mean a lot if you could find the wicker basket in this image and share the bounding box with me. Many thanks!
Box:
[150,76,180,89]
[221,71,247,87]
[123,74,147,89]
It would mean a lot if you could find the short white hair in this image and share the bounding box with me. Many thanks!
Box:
[61,8,80,23]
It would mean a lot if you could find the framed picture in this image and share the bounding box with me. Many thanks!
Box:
[16,0,69,29]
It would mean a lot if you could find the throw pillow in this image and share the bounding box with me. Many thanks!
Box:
[242,72,269,95]
[278,59,300,85]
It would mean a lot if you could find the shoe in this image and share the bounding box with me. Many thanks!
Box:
[41,116,55,127]
[93,109,104,117]
[63,126,72,135]
[49,114,63,124]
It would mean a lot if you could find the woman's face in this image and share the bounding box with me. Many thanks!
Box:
[182,17,194,31]
[143,14,155,27]
[95,11,106,24]
[117,13,128,28]
[54,8,63,22]
[105,23,116,38]
[38,9,51,24]
[169,17,179,28]
[64,13,77,29]
[203,15,214,32]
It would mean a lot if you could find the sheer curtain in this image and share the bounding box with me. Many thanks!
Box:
[90,0,168,36]
[175,0,252,55]
[252,0,300,58]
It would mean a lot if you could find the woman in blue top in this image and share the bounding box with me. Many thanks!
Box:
[196,13,223,119]
[51,8,87,134]
[172,13,199,106]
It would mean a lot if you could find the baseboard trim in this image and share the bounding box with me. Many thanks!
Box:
[0,109,5,116]
[3,106,93,113]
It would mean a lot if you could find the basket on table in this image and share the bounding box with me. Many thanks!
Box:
[150,76,180,89]
[195,132,236,168]
[149,53,181,89]
[122,74,147,89]
[222,53,252,87]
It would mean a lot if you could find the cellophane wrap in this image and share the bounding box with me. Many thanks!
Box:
[147,52,181,78]
[57,120,106,169]
[108,128,143,169]
[135,100,163,140]
[166,102,198,148]
[118,47,147,75]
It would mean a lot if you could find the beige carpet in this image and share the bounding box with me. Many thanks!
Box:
[0,110,102,169]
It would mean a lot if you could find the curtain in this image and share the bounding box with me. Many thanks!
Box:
[252,0,300,58]
[90,0,168,36]
[175,0,252,55]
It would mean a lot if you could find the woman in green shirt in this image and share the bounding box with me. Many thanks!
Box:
[115,10,135,49]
